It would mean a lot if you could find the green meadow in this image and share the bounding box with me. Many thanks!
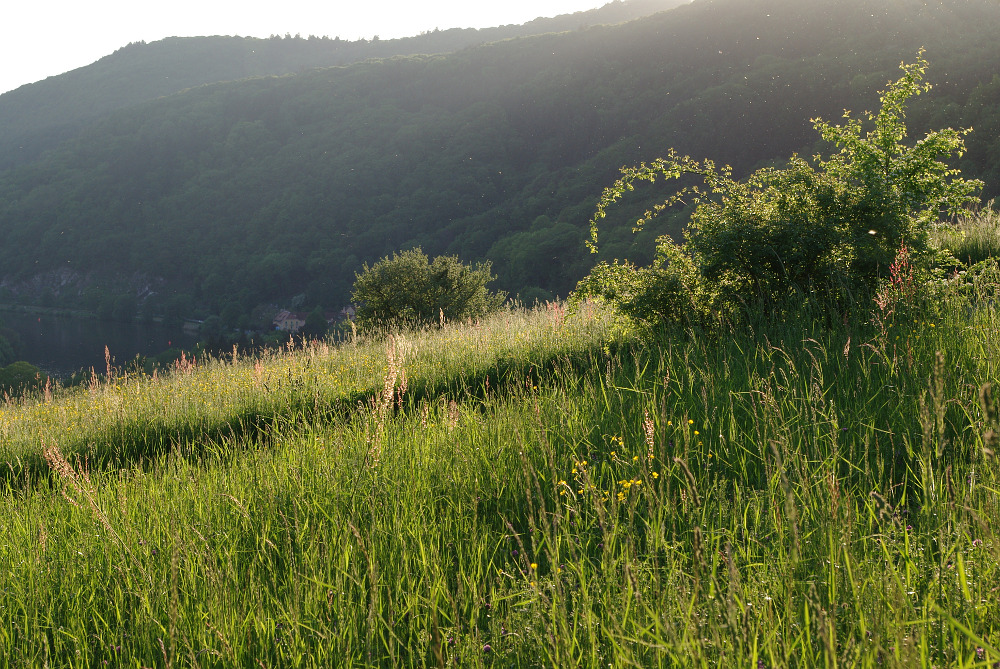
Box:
[1,265,999,667]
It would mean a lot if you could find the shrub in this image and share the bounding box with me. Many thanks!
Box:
[577,53,981,329]
[352,248,506,330]
[0,361,46,397]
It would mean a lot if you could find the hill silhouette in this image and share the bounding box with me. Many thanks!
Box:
[0,0,689,171]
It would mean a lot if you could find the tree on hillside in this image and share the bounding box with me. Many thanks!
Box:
[301,306,329,339]
[352,248,506,329]
[576,53,982,329]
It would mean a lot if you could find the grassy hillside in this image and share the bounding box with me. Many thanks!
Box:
[2,255,999,664]
[1,0,999,319]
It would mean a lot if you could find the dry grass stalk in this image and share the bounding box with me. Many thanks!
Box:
[369,336,406,465]
[174,351,196,375]
[42,441,150,585]
[643,409,655,462]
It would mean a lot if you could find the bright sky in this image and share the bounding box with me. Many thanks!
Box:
[1,0,609,95]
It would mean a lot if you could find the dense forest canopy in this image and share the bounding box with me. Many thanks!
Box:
[0,0,998,322]
[0,0,690,172]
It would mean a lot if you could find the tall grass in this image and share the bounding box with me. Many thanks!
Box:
[1,284,999,666]
[935,201,1000,267]
[0,301,619,487]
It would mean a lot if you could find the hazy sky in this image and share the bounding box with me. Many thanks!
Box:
[1,0,609,95]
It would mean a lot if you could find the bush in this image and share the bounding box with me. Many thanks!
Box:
[0,361,46,397]
[352,248,506,330]
[577,53,981,329]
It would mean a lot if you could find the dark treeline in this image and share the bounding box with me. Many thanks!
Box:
[0,0,998,324]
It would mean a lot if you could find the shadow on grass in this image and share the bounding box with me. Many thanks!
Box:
[1,338,628,493]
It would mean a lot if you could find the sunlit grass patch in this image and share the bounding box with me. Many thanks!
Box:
[1,291,1000,666]
[935,200,1000,267]
[0,301,620,485]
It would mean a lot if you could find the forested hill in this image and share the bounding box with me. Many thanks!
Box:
[1,0,999,323]
[0,0,689,171]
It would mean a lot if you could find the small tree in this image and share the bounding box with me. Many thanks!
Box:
[301,306,329,339]
[352,248,506,329]
[578,53,981,328]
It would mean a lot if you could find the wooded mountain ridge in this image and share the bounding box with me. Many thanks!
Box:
[0,0,689,171]
[0,0,998,323]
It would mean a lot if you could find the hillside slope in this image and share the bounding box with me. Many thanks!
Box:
[0,0,998,319]
[2,293,999,665]
[0,0,689,171]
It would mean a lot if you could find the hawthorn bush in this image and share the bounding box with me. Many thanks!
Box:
[577,53,981,329]
[352,247,506,330]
